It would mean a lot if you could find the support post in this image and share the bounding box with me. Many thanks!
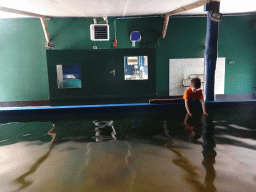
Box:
[204,1,220,101]
[161,15,169,38]
[40,18,50,43]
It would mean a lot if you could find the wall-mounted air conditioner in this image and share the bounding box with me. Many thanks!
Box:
[90,24,109,41]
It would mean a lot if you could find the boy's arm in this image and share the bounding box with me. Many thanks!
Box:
[200,99,208,115]
[184,113,190,124]
[184,99,192,116]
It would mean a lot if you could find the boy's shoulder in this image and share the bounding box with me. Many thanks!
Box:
[185,87,192,93]
[183,88,192,99]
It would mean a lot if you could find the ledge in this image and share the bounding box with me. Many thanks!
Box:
[0,101,255,124]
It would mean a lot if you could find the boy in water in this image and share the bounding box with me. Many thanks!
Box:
[183,78,208,142]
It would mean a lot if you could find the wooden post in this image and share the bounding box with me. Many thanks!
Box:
[40,18,50,43]
[161,15,169,38]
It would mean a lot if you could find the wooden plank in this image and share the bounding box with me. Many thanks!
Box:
[149,98,184,104]
[0,100,50,107]
[165,0,209,16]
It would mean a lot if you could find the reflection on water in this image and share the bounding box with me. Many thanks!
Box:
[0,115,256,191]
[93,120,117,142]
[202,115,216,192]
[13,144,54,191]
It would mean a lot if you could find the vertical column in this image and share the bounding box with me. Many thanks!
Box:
[204,1,220,101]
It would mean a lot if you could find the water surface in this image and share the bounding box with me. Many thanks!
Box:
[0,113,256,192]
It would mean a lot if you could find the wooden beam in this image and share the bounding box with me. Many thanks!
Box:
[40,18,50,43]
[161,15,169,38]
[0,6,51,19]
[166,0,209,16]
[161,0,210,38]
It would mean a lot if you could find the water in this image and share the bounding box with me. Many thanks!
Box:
[0,112,256,192]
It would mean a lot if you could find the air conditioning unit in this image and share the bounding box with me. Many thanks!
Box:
[127,56,138,65]
[90,24,109,41]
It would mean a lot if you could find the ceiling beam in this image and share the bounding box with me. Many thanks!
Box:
[166,0,210,16]
[0,6,51,19]
[162,0,210,38]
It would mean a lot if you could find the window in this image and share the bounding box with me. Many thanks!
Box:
[56,64,82,89]
[124,56,148,80]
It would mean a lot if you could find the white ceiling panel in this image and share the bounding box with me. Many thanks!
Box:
[0,11,30,18]
[181,0,256,15]
[0,0,82,17]
[0,0,256,19]
[123,0,198,16]
[54,0,127,17]
[219,0,256,14]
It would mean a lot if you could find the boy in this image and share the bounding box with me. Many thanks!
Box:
[183,77,208,142]
[183,77,208,116]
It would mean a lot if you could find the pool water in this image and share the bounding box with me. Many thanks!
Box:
[0,112,256,192]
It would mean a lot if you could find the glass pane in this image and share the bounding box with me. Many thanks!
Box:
[124,56,148,80]
[56,64,82,89]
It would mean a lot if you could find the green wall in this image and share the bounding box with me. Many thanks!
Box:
[0,19,48,101]
[0,15,256,102]
[157,17,207,95]
[218,16,256,94]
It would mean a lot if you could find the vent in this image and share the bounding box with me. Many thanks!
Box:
[90,24,109,41]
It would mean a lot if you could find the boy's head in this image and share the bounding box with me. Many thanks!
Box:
[190,78,201,91]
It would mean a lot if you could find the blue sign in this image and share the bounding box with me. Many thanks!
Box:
[130,31,141,42]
